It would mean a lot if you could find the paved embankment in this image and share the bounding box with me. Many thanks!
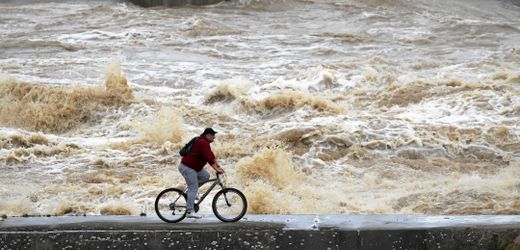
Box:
[1,215,519,249]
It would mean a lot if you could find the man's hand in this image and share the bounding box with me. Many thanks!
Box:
[212,163,225,174]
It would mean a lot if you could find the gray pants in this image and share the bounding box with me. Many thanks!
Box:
[178,163,210,213]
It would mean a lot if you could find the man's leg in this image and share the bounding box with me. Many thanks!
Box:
[197,169,210,187]
[178,163,198,213]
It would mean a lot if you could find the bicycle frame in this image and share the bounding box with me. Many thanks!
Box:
[182,174,225,207]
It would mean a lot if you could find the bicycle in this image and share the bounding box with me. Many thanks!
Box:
[155,173,247,223]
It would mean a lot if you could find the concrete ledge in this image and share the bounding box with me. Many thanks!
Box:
[1,215,519,250]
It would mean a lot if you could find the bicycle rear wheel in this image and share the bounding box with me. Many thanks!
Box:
[212,188,247,222]
[155,188,187,223]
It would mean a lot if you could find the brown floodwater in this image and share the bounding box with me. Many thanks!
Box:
[0,0,519,216]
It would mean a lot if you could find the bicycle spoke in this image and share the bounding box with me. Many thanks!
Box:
[155,188,187,223]
[212,188,247,222]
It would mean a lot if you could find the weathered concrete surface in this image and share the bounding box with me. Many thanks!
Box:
[127,0,225,7]
[1,215,519,250]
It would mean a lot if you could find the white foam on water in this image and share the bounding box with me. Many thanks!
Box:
[0,0,519,216]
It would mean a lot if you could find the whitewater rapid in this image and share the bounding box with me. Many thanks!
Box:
[0,0,519,216]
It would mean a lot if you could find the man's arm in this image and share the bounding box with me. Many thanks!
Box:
[200,141,224,173]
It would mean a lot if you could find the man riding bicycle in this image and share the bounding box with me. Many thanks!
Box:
[178,128,224,219]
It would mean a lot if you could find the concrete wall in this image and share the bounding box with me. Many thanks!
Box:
[1,225,519,249]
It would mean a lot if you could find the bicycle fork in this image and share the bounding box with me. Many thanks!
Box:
[219,183,232,207]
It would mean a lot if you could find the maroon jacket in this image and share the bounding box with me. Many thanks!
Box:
[181,137,216,172]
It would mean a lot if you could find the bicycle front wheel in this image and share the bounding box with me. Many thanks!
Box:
[155,188,187,223]
[212,188,247,222]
